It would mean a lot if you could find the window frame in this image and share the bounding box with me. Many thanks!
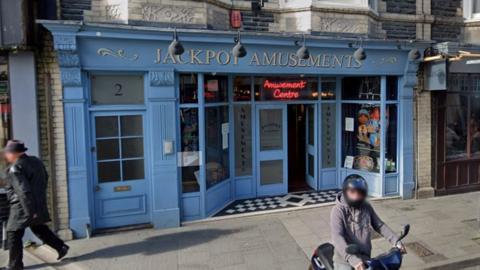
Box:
[464,0,480,22]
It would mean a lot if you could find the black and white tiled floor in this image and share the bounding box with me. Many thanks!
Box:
[215,189,340,217]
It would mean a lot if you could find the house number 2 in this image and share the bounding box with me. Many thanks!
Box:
[114,83,124,96]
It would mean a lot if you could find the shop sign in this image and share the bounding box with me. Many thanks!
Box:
[151,49,363,69]
[258,78,317,100]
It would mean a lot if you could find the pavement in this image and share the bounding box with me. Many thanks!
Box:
[1,191,480,270]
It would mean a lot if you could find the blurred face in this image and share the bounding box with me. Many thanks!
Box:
[345,188,366,202]
[4,151,22,164]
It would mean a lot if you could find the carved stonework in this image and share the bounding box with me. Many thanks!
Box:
[105,4,122,20]
[317,17,362,33]
[141,4,194,23]
[61,68,82,87]
[53,35,77,51]
[58,52,80,67]
[150,71,175,86]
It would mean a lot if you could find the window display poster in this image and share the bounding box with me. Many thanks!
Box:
[234,105,252,176]
[344,156,354,169]
[345,117,354,132]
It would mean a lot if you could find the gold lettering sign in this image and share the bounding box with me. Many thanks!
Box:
[153,48,363,69]
[97,47,364,69]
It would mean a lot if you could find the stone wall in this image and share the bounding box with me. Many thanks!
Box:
[36,31,72,240]
[61,0,91,20]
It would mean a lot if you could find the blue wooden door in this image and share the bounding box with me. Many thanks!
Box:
[256,104,288,197]
[91,112,150,229]
[305,104,318,190]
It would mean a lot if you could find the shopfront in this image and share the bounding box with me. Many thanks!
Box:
[42,21,421,237]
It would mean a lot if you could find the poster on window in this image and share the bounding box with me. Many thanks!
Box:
[322,104,336,168]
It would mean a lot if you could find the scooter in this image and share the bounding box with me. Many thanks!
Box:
[309,224,410,270]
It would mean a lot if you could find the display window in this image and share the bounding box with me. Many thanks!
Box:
[0,55,11,188]
[341,76,398,174]
[180,108,200,193]
[442,74,480,161]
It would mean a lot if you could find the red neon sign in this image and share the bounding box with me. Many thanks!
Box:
[263,80,307,99]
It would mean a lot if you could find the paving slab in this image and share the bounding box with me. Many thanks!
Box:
[13,191,480,270]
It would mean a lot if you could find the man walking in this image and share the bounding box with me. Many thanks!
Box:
[1,140,69,270]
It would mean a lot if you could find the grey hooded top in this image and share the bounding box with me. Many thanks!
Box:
[330,192,399,267]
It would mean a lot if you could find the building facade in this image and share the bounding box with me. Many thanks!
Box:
[35,0,480,239]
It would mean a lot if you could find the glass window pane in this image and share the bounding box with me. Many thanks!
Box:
[96,139,120,160]
[95,116,118,138]
[204,75,228,103]
[233,76,251,101]
[205,106,230,189]
[471,95,480,157]
[387,76,398,100]
[121,115,143,137]
[322,103,336,168]
[98,161,121,183]
[260,109,283,151]
[121,138,144,158]
[122,159,145,180]
[179,73,198,104]
[91,75,144,105]
[308,106,314,146]
[342,77,380,101]
[180,108,200,193]
[308,154,314,177]
[260,160,283,185]
[385,105,397,172]
[446,95,468,160]
[342,104,381,173]
[321,77,336,100]
[234,105,252,177]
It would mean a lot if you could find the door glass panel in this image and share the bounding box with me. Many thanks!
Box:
[307,106,314,146]
[122,159,145,180]
[180,108,200,193]
[308,154,314,177]
[260,109,283,151]
[260,160,283,185]
[121,115,143,136]
[96,139,120,160]
[205,106,230,189]
[98,161,121,183]
[94,114,145,183]
[122,138,144,158]
[96,116,118,138]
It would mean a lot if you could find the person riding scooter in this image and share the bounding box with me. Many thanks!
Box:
[330,175,406,270]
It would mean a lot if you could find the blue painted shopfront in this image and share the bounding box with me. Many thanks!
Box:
[42,21,422,238]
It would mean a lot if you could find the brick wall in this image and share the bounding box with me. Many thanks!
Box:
[36,31,72,240]
[241,10,275,32]
[385,0,416,15]
[431,24,462,42]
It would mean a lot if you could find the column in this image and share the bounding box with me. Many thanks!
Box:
[147,70,180,228]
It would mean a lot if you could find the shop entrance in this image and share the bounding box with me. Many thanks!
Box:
[287,104,317,192]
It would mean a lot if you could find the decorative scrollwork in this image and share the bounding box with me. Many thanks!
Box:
[373,56,398,66]
[97,48,139,61]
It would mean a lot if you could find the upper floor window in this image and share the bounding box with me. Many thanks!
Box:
[464,0,480,21]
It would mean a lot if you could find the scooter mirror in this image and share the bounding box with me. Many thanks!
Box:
[398,224,410,242]
[345,244,361,255]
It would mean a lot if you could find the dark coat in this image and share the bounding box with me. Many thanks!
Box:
[5,154,51,231]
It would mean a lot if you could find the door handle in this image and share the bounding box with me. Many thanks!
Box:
[95,185,101,192]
